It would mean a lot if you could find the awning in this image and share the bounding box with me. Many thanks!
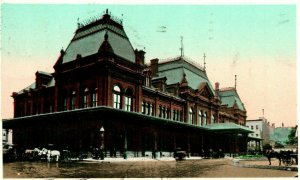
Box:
[203,122,253,134]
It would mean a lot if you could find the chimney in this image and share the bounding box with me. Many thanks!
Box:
[150,58,159,77]
[135,49,145,66]
[272,123,275,128]
[215,82,220,91]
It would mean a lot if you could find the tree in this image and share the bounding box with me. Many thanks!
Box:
[286,125,297,145]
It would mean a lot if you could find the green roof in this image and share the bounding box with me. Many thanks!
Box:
[219,89,245,111]
[63,15,135,64]
[157,57,215,95]
[204,123,253,133]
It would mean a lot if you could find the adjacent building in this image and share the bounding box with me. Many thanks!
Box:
[3,10,251,158]
[246,117,275,150]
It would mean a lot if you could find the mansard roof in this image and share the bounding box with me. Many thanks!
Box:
[156,56,215,95]
[62,11,135,64]
[219,87,245,111]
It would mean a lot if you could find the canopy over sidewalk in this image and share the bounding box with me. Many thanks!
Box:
[204,123,253,134]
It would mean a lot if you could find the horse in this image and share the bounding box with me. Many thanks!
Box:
[40,148,60,162]
[24,148,41,160]
[264,149,282,166]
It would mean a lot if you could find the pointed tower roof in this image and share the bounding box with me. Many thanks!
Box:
[62,10,135,64]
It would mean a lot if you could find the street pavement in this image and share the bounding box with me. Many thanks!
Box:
[2,157,298,178]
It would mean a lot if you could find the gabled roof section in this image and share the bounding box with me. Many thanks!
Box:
[156,56,215,95]
[219,87,245,111]
[62,11,135,64]
[198,82,214,98]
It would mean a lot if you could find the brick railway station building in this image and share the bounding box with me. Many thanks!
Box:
[3,10,252,158]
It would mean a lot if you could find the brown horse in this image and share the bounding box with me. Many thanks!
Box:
[264,150,282,166]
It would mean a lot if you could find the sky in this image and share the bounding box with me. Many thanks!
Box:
[1,3,298,127]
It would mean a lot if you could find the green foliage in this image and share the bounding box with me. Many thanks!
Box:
[236,154,264,160]
[286,125,297,145]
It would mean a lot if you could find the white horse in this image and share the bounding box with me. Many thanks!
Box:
[40,148,60,162]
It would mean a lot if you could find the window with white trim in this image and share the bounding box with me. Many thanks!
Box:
[189,108,193,124]
[113,85,121,109]
[203,112,207,125]
[199,111,202,126]
[91,90,98,107]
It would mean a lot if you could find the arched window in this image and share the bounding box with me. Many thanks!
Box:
[91,88,98,107]
[141,101,145,114]
[162,106,166,118]
[211,115,215,124]
[83,88,89,108]
[124,88,133,111]
[159,105,162,117]
[198,111,202,126]
[189,108,193,124]
[70,91,76,110]
[113,85,121,109]
[149,103,153,116]
[203,112,207,125]
[145,102,149,115]
[62,95,67,111]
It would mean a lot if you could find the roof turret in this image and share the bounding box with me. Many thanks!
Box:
[61,9,135,64]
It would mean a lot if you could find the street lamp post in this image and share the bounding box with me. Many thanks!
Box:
[99,126,105,160]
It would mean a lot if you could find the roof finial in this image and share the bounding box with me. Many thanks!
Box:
[77,17,80,28]
[262,109,264,118]
[180,36,184,57]
[235,75,237,90]
[203,53,206,72]
[106,8,109,14]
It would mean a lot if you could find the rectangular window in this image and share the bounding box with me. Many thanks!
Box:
[83,95,88,108]
[142,101,145,114]
[49,105,53,113]
[145,103,149,115]
[125,96,131,111]
[113,93,121,109]
[149,104,153,116]
[159,106,162,117]
[256,125,259,130]
[173,110,176,120]
[71,96,76,110]
[251,125,253,130]
[145,77,150,87]
[92,92,98,107]
[63,98,67,111]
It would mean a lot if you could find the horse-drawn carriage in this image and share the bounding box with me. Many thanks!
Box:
[264,149,298,166]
